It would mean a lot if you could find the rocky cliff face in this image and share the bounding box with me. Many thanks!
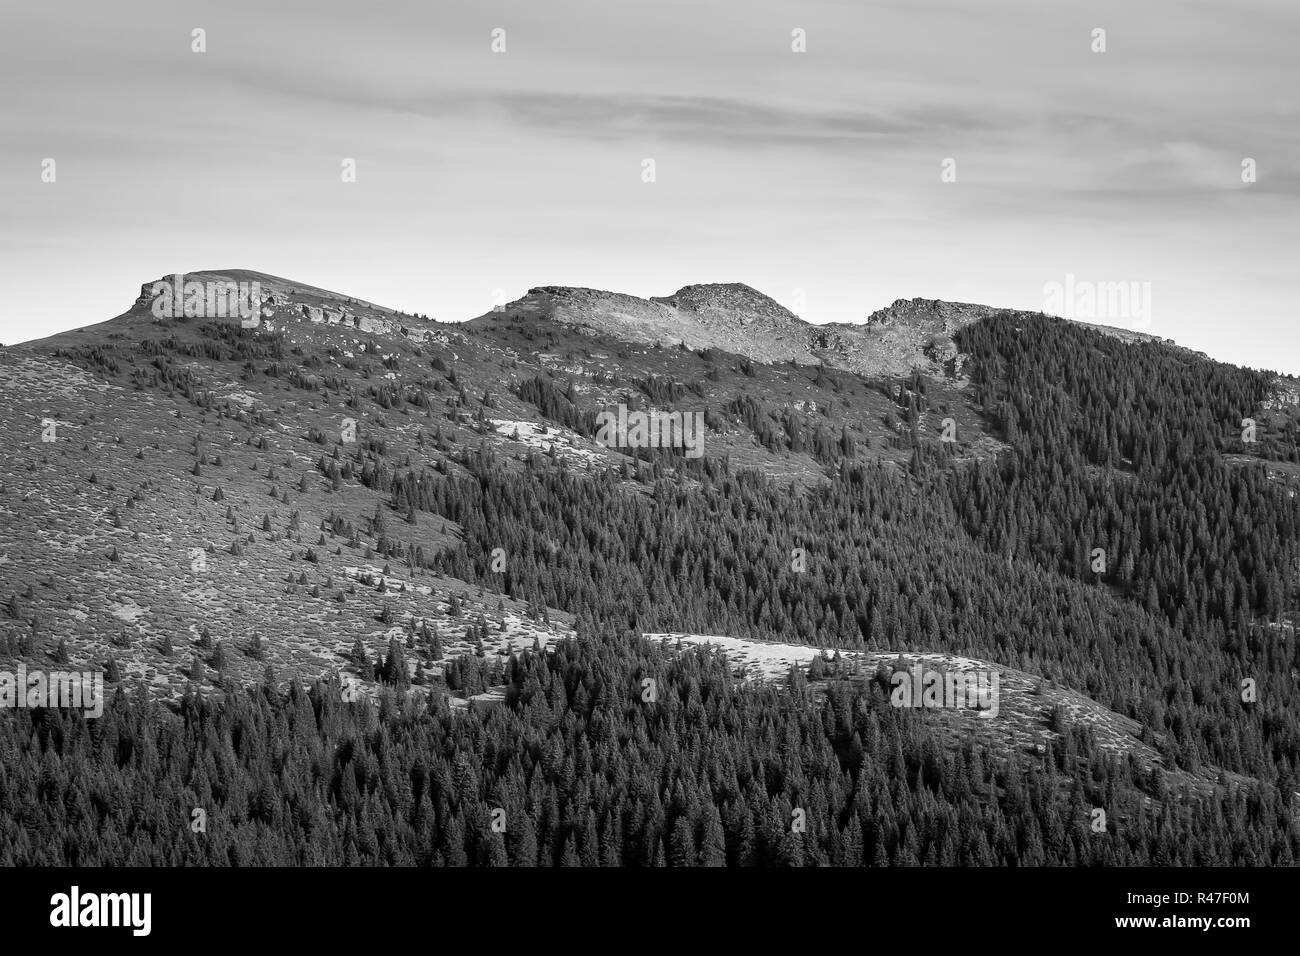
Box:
[649,282,801,325]
[111,270,451,346]
[490,283,817,366]
[487,285,979,377]
[810,298,993,378]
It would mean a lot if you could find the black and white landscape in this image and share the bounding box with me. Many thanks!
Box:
[1,2,1298,889]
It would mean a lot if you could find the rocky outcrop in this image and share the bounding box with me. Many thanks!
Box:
[494,284,823,367]
[486,286,986,378]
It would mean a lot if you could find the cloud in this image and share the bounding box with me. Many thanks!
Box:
[0,0,1297,371]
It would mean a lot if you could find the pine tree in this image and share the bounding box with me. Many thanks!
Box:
[699,805,727,867]
[669,817,696,868]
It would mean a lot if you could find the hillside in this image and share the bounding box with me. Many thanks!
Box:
[2,269,1299,866]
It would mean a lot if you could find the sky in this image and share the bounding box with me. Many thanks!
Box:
[2,0,1297,372]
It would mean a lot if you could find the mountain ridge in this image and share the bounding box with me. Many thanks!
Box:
[15,269,1212,374]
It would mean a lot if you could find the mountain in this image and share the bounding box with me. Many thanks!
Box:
[474,283,1212,381]
[476,283,983,377]
[2,269,1299,866]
